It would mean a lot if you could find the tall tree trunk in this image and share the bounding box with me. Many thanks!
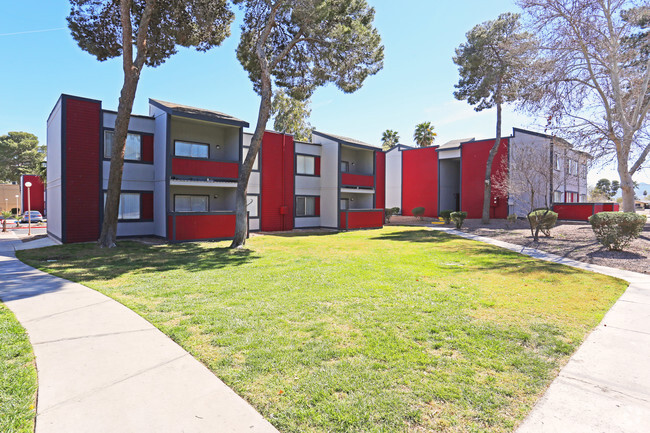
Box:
[482,94,503,224]
[617,145,636,212]
[98,72,141,247]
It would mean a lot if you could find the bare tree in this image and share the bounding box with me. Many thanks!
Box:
[518,0,650,212]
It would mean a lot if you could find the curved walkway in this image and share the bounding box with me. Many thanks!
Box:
[0,232,278,433]
[432,227,650,433]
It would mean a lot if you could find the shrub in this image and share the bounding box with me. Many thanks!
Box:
[450,211,467,229]
[439,210,453,224]
[384,207,400,223]
[588,212,646,251]
[412,207,425,220]
[527,209,558,241]
[507,213,517,223]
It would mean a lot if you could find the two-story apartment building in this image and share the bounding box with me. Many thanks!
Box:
[46,94,385,244]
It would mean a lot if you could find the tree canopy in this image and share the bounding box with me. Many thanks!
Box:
[0,132,44,183]
[271,90,313,141]
[381,129,399,151]
[230,0,384,247]
[413,122,436,147]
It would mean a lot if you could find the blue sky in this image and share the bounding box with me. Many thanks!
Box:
[1,1,648,185]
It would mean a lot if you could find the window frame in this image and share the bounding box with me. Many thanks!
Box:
[104,130,143,162]
[173,140,210,159]
[296,154,317,176]
[103,191,142,221]
[553,190,563,203]
[295,195,317,217]
[554,153,561,171]
[341,160,350,173]
[173,194,209,213]
[340,198,350,210]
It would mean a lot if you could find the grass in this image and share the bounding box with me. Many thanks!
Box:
[0,303,37,433]
[17,227,627,432]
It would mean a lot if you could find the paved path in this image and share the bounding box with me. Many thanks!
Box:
[0,232,279,433]
[432,227,650,433]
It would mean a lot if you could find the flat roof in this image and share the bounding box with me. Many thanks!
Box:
[149,99,249,128]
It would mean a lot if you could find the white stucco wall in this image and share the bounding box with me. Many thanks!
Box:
[102,112,155,133]
[312,135,339,228]
[46,98,63,240]
[385,147,402,211]
[151,107,168,237]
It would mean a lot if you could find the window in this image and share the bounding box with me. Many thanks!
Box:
[104,192,141,220]
[174,195,208,212]
[174,141,209,159]
[554,153,561,171]
[341,161,350,173]
[244,147,259,170]
[579,194,587,203]
[247,195,259,217]
[296,196,316,217]
[553,191,563,203]
[296,155,316,175]
[104,131,142,160]
[340,198,349,210]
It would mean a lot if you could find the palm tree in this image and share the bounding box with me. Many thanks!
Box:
[413,122,437,147]
[381,129,400,151]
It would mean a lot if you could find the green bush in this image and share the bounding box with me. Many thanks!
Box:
[507,213,518,223]
[450,211,467,229]
[527,208,558,239]
[588,212,647,251]
[439,210,453,224]
[384,207,400,223]
[412,207,425,220]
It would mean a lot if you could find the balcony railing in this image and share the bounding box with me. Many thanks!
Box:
[167,212,236,241]
[339,209,384,230]
[341,173,374,188]
[171,157,239,180]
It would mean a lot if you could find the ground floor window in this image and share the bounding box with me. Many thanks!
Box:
[296,196,317,217]
[553,191,563,203]
[579,194,587,203]
[104,192,140,220]
[174,195,208,212]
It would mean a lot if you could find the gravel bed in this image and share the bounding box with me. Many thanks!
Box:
[388,215,650,274]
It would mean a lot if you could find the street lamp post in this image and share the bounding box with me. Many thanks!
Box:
[25,181,32,236]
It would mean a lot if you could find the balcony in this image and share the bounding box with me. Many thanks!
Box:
[339,209,384,230]
[341,172,374,188]
[171,157,239,180]
[167,212,236,241]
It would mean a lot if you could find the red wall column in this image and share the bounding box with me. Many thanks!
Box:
[260,132,294,231]
[461,138,509,219]
[375,151,385,209]
[401,147,438,217]
[21,175,45,215]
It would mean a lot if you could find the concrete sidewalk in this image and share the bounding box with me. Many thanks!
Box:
[0,232,279,433]
[432,227,650,433]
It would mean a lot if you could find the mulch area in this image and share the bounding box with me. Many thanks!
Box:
[388,215,650,274]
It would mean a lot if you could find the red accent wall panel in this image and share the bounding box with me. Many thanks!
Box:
[65,98,101,243]
[401,147,438,217]
[593,204,605,214]
[339,210,384,229]
[341,173,374,187]
[461,138,509,219]
[553,204,594,221]
[142,135,154,163]
[261,131,294,231]
[314,156,321,176]
[603,203,619,212]
[21,175,45,215]
[171,158,238,179]
[375,151,385,209]
[315,197,320,216]
[168,214,236,241]
[141,192,154,220]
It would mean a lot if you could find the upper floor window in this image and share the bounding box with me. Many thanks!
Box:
[296,155,316,175]
[104,130,141,161]
[554,153,561,171]
[174,195,208,212]
[104,192,140,220]
[174,141,209,159]
[341,161,350,173]
[553,190,563,203]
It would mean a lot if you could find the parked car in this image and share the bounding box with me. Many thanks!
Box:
[20,211,44,223]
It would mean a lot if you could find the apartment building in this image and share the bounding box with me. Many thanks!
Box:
[46,94,385,244]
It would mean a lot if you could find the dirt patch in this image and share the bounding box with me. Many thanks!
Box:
[388,215,650,274]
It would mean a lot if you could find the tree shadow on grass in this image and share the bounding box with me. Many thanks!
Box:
[16,241,259,285]
[369,229,455,243]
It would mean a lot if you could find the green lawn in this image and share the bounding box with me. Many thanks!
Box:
[17,227,627,432]
[0,303,37,433]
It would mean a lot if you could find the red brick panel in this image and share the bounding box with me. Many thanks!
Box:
[341,173,374,187]
[261,132,294,231]
[171,158,238,179]
[142,134,154,163]
[169,214,236,241]
[65,98,101,243]
[339,210,384,229]
[401,147,438,217]
[141,192,154,220]
[21,175,45,215]
[375,151,385,209]
[461,138,509,219]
